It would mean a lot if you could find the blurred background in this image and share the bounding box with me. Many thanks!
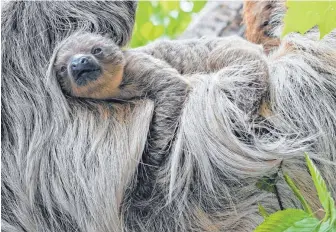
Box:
[130,0,245,48]
[130,0,207,47]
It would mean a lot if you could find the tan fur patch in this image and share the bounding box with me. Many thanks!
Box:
[97,105,111,119]
[71,63,124,99]
[259,100,273,118]
[271,42,295,60]
[243,1,281,53]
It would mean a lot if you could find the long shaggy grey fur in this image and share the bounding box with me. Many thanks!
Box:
[2,1,336,232]
[1,2,145,231]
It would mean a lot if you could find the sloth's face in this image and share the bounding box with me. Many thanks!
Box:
[54,34,125,99]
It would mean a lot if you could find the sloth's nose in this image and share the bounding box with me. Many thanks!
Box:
[71,56,94,71]
[71,56,101,86]
[72,57,89,67]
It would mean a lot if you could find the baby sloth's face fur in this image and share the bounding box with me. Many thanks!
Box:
[54,33,125,99]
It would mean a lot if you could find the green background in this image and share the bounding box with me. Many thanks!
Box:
[130,0,207,48]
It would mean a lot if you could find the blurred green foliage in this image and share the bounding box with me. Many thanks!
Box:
[130,0,207,48]
[282,0,336,39]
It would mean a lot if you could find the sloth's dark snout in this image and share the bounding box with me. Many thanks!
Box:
[71,56,101,86]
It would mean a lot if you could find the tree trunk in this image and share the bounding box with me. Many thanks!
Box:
[179,1,244,39]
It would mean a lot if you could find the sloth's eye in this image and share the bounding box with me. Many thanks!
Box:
[92,47,103,55]
[60,66,67,73]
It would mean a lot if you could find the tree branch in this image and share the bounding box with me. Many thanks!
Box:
[179,1,244,39]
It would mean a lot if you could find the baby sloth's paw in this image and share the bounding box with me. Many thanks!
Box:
[120,50,190,100]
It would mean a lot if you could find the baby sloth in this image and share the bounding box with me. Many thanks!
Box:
[54,33,126,99]
[53,32,269,109]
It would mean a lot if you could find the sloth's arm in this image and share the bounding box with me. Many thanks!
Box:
[131,36,265,75]
[125,38,268,118]
[119,51,189,165]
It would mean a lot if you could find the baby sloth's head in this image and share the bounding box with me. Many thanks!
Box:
[54,33,125,99]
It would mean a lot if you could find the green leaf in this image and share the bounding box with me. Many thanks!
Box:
[152,25,165,39]
[160,1,179,13]
[313,1,336,38]
[317,219,336,232]
[130,0,207,47]
[284,217,321,232]
[284,173,313,215]
[305,153,334,222]
[258,203,269,219]
[167,16,179,36]
[135,1,153,25]
[140,22,154,38]
[254,209,319,232]
[329,198,336,227]
[282,1,336,39]
[192,0,207,12]
[176,10,192,32]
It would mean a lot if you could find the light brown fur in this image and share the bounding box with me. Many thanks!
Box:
[243,1,283,53]
[71,63,124,99]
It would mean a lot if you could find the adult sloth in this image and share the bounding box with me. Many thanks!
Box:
[2,1,336,232]
[1,2,144,231]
